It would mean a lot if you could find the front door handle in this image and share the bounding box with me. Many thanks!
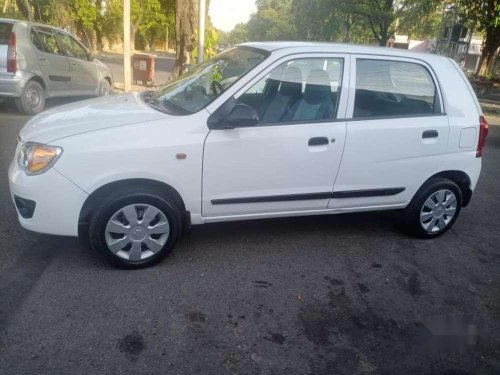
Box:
[39,57,48,62]
[422,130,439,139]
[308,137,329,146]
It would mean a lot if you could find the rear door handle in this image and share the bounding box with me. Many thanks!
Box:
[422,130,439,139]
[308,137,329,146]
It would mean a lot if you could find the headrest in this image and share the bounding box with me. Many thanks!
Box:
[304,69,331,104]
[278,66,302,97]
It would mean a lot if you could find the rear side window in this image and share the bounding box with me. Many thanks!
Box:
[31,27,62,55]
[0,22,13,44]
[354,59,437,118]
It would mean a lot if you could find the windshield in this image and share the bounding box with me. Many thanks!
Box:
[142,46,269,115]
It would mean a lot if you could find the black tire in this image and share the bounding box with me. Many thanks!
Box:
[98,79,112,96]
[15,80,45,115]
[89,186,182,268]
[403,177,462,239]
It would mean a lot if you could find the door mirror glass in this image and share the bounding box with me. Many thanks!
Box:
[226,104,260,127]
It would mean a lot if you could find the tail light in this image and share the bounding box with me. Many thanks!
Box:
[476,116,488,157]
[7,32,16,73]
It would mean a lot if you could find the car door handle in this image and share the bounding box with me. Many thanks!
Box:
[422,130,439,139]
[308,137,329,146]
[39,57,48,62]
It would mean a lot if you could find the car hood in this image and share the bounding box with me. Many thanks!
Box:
[19,93,167,144]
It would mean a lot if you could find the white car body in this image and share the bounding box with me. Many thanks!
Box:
[9,42,484,241]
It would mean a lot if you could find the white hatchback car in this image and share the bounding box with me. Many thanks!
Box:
[9,42,488,268]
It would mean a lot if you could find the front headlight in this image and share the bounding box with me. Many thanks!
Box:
[18,142,63,176]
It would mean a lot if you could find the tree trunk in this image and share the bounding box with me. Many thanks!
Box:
[476,25,500,77]
[172,0,198,78]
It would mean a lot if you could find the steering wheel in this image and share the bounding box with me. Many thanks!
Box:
[380,92,403,103]
[211,81,224,95]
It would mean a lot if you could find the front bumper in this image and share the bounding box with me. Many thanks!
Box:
[8,159,88,236]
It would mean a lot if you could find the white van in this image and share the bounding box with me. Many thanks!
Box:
[9,42,488,268]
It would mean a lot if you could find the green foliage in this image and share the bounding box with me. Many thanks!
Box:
[223,0,443,47]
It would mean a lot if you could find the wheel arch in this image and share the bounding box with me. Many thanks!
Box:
[78,178,189,236]
[422,170,472,207]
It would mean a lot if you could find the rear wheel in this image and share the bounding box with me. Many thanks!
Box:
[89,188,182,268]
[403,177,462,238]
[15,80,45,115]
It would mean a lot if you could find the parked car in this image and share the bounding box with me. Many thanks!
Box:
[9,42,488,268]
[0,18,113,115]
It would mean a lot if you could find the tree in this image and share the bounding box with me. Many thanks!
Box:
[245,0,296,41]
[458,0,500,76]
[172,0,197,77]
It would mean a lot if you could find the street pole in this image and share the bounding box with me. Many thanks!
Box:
[197,0,206,64]
[123,0,131,92]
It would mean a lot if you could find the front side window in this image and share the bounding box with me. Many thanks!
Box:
[32,27,62,55]
[143,46,269,115]
[354,59,437,118]
[236,57,344,124]
[57,32,89,60]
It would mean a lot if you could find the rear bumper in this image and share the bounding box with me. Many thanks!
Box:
[0,72,29,98]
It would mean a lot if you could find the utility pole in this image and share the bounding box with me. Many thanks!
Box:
[197,0,206,64]
[123,0,132,92]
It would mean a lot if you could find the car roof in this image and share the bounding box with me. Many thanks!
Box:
[0,18,68,33]
[239,41,445,62]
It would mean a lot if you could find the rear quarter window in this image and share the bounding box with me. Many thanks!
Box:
[0,22,13,44]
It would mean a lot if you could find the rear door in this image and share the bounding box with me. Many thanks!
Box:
[30,26,71,94]
[56,31,98,95]
[330,55,449,210]
[0,21,14,74]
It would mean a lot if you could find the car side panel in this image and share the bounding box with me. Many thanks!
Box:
[51,112,210,222]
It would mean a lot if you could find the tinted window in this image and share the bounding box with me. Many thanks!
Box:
[354,59,437,118]
[0,22,13,44]
[237,57,344,124]
[32,27,62,55]
[58,32,88,60]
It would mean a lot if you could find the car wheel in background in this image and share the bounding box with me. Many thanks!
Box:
[89,187,182,268]
[15,80,45,115]
[403,177,462,238]
[98,79,112,96]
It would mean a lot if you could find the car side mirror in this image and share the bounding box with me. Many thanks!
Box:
[225,104,260,128]
[87,52,95,61]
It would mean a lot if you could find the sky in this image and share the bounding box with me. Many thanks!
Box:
[209,0,257,32]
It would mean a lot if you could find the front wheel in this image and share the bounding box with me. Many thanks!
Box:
[89,189,182,268]
[403,177,462,238]
[98,79,112,96]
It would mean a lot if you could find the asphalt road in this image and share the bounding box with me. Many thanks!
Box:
[0,101,499,374]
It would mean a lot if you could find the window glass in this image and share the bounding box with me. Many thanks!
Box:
[0,22,13,44]
[354,59,436,118]
[144,46,269,115]
[237,57,344,125]
[58,32,88,60]
[33,27,62,55]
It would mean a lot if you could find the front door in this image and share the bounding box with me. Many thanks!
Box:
[330,56,450,210]
[30,27,71,95]
[203,55,349,218]
[56,31,98,95]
